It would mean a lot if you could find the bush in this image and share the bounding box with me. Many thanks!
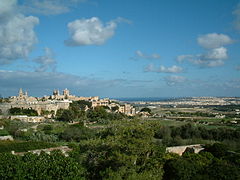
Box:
[0,151,86,179]
[9,107,38,116]
[140,107,151,114]
[60,124,95,142]
[27,131,59,142]
[0,129,9,136]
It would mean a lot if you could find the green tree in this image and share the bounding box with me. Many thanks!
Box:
[163,157,198,180]
[111,106,119,112]
[9,107,38,116]
[87,106,108,122]
[60,124,95,142]
[204,143,228,158]
[0,151,86,179]
[42,124,53,134]
[206,159,240,180]
[75,120,165,179]
[58,109,75,122]
[140,108,151,114]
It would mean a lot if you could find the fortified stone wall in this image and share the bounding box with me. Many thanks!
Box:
[0,101,71,116]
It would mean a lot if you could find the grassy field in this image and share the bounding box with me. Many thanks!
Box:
[146,118,188,126]
[148,106,240,129]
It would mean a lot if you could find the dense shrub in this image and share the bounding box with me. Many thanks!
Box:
[0,129,9,136]
[0,151,85,179]
[60,124,95,141]
[9,107,38,116]
[163,144,240,180]
[154,123,240,145]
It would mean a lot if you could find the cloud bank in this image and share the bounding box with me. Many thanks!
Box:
[33,48,57,72]
[236,65,240,71]
[0,70,123,96]
[233,3,240,31]
[197,33,233,49]
[145,64,183,73]
[0,0,39,65]
[164,75,187,86]
[20,0,86,15]
[0,70,154,97]
[132,50,160,60]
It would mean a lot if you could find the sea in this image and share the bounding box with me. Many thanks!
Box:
[114,97,180,102]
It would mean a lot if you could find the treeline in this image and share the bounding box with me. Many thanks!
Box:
[1,119,96,143]
[9,107,38,116]
[213,105,240,112]
[0,151,85,180]
[154,123,240,147]
[56,101,128,123]
[170,111,215,117]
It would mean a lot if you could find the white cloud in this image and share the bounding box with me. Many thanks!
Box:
[145,64,183,73]
[0,0,16,18]
[134,50,160,60]
[33,48,57,72]
[177,55,194,63]
[223,79,240,89]
[177,47,228,68]
[0,0,39,65]
[20,0,86,15]
[197,33,233,49]
[233,3,240,31]
[144,64,155,72]
[204,47,227,60]
[65,17,117,46]
[164,75,187,86]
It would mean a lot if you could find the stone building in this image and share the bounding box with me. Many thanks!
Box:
[91,98,110,108]
[0,89,71,116]
[118,104,136,116]
[50,89,99,102]
[10,88,37,102]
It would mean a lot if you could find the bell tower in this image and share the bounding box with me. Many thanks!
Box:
[19,88,23,98]
[63,88,70,99]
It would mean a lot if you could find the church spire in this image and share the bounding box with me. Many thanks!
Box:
[19,88,23,96]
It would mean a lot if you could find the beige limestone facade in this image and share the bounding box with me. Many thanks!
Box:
[0,89,71,116]
[0,88,136,118]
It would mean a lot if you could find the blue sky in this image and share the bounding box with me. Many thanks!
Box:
[0,0,240,98]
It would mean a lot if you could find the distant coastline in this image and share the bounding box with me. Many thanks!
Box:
[115,97,176,102]
[114,96,240,102]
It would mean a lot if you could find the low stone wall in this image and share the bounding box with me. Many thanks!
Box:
[166,144,204,155]
[10,115,45,123]
[12,146,72,156]
[0,135,13,141]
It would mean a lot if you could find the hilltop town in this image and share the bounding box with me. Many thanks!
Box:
[0,88,136,122]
